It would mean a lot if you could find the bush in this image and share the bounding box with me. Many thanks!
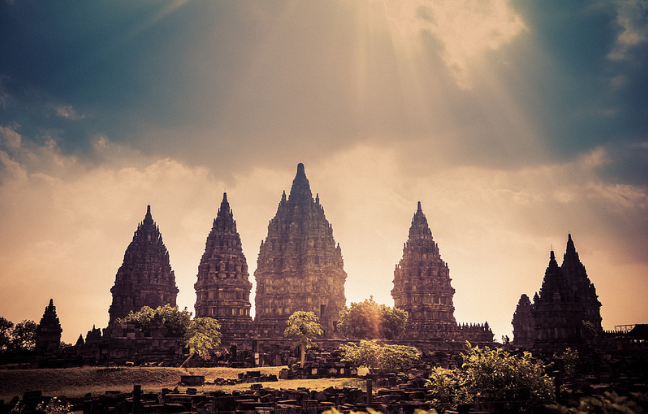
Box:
[425,342,555,412]
[339,340,419,373]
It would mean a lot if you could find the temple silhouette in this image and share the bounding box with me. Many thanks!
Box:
[512,234,603,350]
[36,163,610,362]
[101,163,492,352]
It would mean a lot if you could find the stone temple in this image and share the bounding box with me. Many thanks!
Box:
[254,163,347,338]
[109,206,179,323]
[194,193,253,346]
[511,294,534,348]
[36,299,62,355]
[512,234,602,350]
[392,202,493,350]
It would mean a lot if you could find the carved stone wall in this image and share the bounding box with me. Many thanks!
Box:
[194,193,253,345]
[109,206,178,324]
[254,163,347,338]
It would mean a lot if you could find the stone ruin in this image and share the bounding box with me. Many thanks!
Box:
[108,206,179,324]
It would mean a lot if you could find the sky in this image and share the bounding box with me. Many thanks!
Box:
[1,0,647,344]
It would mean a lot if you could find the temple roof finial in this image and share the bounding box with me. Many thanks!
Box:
[417,201,422,212]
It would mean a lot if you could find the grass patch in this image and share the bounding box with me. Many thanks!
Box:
[0,367,367,401]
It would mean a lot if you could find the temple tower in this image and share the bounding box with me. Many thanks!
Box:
[194,193,253,345]
[36,299,62,354]
[109,206,178,323]
[254,163,347,338]
[511,294,535,348]
[392,202,457,340]
[533,250,582,347]
[561,234,602,332]
[531,234,602,350]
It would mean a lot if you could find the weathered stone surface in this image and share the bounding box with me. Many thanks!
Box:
[35,299,62,354]
[194,193,253,345]
[254,163,347,338]
[109,206,178,323]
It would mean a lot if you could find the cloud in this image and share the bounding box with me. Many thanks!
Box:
[0,124,21,149]
[52,105,84,121]
[377,0,527,88]
[608,0,648,61]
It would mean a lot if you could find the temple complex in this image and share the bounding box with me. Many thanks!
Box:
[108,206,179,323]
[513,234,603,350]
[194,193,253,346]
[392,202,493,350]
[35,299,62,355]
[254,163,347,338]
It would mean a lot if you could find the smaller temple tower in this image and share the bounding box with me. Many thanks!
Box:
[392,202,457,339]
[194,193,253,345]
[511,294,534,348]
[109,206,179,323]
[36,299,62,354]
[561,234,602,331]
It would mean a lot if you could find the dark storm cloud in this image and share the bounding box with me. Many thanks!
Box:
[510,0,648,165]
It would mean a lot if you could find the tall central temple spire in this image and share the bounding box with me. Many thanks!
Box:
[254,163,347,337]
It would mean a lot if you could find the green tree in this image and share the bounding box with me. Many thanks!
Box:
[339,340,419,373]
[337,297,407,340]
[0,317,14,353]
[284,311,323,367]
[11,320,37,352]
[116,305,192,337]
[184,317,222,359]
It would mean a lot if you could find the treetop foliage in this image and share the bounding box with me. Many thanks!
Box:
[283,311,323,349]
[185,317,222,359]
[337,297,407,340]
[0,317,37,354]
[115,304,192,337]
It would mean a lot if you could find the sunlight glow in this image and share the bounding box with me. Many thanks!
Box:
[375,0,527,88]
